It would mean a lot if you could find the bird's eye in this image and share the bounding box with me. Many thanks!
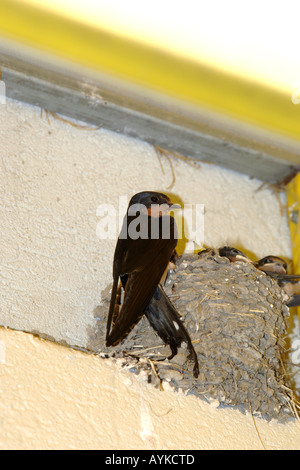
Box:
[151,196,158,203]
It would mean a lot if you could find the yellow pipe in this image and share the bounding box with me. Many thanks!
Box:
[287,173,300,320]
[1,0,300,144]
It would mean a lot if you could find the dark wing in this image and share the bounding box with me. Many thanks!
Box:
[268,273,300,293]
[106,217,158,341]
[287,295,300,307]
[113,216,176,276]
[260,272,300,299]
[106,233,134,341]
[106,220,177,347]
[265,273,300,282]
[145,286,199,378]
[106,276,120,341]
[106,237,176,346]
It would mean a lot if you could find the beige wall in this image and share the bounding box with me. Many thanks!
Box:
[0,327,300,450]
[1,99,299,449]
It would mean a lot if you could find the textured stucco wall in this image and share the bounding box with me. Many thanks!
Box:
[1,98,299,449]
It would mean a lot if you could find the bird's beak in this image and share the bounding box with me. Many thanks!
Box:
[165,196,181,210]
[168,202,181,210]
[235,254,253,263]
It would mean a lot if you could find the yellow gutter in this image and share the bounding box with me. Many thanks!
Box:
[287,174,300,321]
[1,0,300,144]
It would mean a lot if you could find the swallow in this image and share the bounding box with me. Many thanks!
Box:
[267,274,300,295]
[256,255,300,306]
[218,246,253,264]
[145,286,199,377]
[197,248,216,257]
[106,191,199,377]
[255,256,287,274]
[265,273,300,307]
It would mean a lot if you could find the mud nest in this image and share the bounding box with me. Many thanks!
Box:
[90,250,297,422]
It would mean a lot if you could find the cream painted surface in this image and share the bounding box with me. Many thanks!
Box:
[0,327,300,450]
[0,98,297,449]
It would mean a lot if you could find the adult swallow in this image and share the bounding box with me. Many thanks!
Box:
[106,191,199,377]
[145,286,199,378]
[218,246,253,264]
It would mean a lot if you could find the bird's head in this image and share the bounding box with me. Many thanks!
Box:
[256,256,287,274]
[128,191,180,217]
[219,246,253,264]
